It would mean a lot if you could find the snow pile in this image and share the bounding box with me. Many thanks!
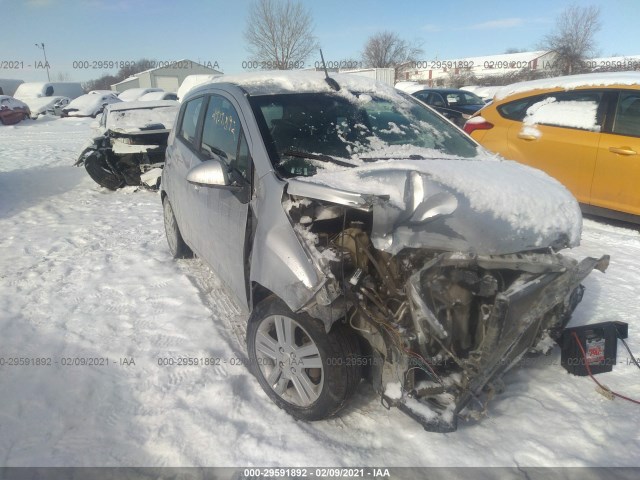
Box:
[523,97,600,131]
[495,72,640,100]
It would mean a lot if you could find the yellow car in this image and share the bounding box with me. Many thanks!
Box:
[464,72,640,222]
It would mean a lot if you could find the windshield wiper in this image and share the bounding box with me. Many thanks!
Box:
[281,149,356,168]
[359,154,426,162]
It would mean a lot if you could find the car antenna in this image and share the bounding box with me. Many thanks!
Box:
[320,49,340,91]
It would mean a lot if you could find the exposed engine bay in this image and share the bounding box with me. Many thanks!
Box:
[286,196,609,432]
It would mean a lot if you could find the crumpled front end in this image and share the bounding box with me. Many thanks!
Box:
[387,251,609,432]
[262,163,607,431]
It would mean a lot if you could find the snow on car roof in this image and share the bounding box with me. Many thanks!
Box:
[117,88,164,101]
[494,72,640,100]
[67,93,118,109]
[106,101,179,132]
[197,70,399,97]
[106,100,178,112]
[0,95,28,109]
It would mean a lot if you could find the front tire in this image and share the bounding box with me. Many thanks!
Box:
[162,197,192,259]
[247,296,361,421]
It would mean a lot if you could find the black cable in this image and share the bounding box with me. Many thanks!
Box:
[620,337,640,372]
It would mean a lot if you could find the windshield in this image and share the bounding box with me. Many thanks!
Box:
[249,92,479,178]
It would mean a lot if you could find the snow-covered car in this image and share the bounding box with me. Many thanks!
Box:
[161,71,608,432]
[117,88,164,102]
[75,100,179,189]
[62,93,121,118]
[27,95,70,118]
[0,95,30,125]
[138,91,178,101]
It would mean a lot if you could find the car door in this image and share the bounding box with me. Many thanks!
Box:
[590,90,640,215]
[506,90,605,204]
[191,92,252,308]
[166,95,207,244]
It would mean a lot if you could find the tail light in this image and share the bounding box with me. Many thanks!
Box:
[463,116,493,135]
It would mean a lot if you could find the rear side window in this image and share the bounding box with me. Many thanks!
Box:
[612,91,640,137]
[178,96,205,146]
[499,91,605,131]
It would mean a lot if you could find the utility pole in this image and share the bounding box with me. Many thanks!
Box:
[35,42,51,82]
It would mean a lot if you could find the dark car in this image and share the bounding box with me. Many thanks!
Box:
[407,88,485,128]
[0,95,30,125]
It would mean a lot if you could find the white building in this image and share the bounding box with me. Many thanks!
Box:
[111,60,223,93]
[398,51,556,85]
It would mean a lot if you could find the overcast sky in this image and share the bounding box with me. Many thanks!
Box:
[1,0,638,83]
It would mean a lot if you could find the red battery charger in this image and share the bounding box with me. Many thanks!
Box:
[560,321,628,376]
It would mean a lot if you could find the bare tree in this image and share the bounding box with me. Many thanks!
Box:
[362,31,423,69]
[54,71,70,81]
[541,5,601,75]
[245,0,319,69]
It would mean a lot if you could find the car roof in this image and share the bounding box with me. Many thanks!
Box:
[494,71,640,101]
[187,70,398,98]
[106,100,178,112]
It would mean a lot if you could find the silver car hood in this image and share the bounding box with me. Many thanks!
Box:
[287,158,582,255]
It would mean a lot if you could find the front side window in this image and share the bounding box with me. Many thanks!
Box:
[612,91,640,137]
[428,93,445,107]
[178,96,205,146]
[249,91,479,178]
[200,95,250,182]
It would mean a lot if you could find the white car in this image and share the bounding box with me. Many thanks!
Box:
[62,93,121,118]
[27,96,71,118]
[138,91,178,101]
[117,88,163,102]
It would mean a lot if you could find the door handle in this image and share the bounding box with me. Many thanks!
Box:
[608,146,637,156]
[517,134,538,141]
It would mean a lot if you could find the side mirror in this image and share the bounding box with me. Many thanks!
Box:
[186,159,228,187]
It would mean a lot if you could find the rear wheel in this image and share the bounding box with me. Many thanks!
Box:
[247,296,361,421]
[162,197,192,259]
[84,153,124,190]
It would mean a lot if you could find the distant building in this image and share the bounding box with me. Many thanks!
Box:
[398,51,640,87]
[398,51,556,86]
[338,68,396,86]
[111,60,223,93]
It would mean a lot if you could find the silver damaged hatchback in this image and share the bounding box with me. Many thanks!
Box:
[161,71,608,432]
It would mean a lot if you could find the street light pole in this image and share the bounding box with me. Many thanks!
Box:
[35,42,51,82]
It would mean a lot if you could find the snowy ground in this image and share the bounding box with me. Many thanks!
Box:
[0,118,639,467]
